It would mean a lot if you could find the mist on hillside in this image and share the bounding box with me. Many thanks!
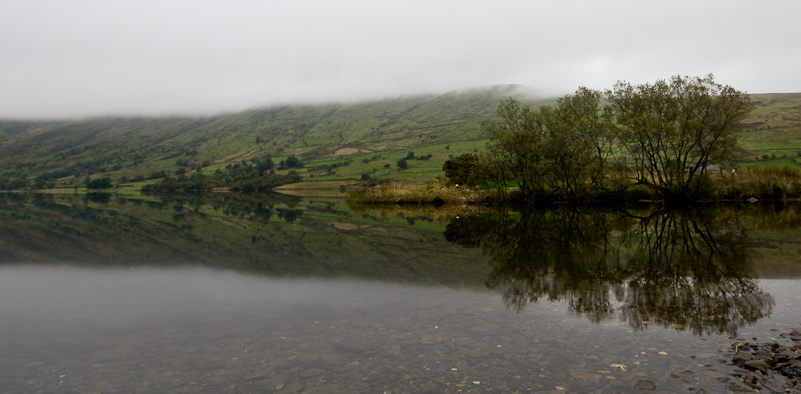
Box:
[0,85,550,122]
[1,1,799,119]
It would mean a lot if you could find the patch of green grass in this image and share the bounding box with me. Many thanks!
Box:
[741,157,801,168]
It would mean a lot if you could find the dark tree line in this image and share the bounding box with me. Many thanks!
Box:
[142,156,297,193]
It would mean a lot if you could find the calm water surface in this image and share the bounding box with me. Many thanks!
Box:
[1,194,800,393]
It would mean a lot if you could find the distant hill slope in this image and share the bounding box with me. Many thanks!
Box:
[0,85,548,184]
[1,87,800,187]
[738,93,801,166]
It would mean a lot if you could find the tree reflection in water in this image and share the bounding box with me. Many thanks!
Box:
[444,207,775,336]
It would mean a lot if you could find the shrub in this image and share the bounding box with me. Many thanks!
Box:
[85,177,113,189]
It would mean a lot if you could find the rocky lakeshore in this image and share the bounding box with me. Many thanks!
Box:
[728,329,801,393]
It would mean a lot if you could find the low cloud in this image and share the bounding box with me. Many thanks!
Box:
[1,0,799,119]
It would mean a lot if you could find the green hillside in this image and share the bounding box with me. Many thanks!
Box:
[0,85,549,188]
[738,92,801,166]
[1,87,800,190]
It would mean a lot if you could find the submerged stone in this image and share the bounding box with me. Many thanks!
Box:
[633,380,656,391]
[419,334,443,344]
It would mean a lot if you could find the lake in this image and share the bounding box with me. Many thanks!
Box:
[1,193,800,393]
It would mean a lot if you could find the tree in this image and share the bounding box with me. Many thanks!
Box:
[34,174,54,189]
[396,158,409,170]
[443,153,480,185]
[85,177,113,189]
[480,98,548,200]
[2,178,29,190]
[479,91,615,200]
[607,74,754,199]
[256,157,274,175]
[537,87,615,197]
[284,154,304,169]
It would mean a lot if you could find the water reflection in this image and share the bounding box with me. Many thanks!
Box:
[8,265,787,394]
[444,207,775,335]
[0,193,790,336]
[2,194,801,392]
[0,193,489,284]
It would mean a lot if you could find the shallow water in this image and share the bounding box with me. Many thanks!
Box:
[1,194,800,393]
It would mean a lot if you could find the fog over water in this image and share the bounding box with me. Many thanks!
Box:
[1,0,800,119]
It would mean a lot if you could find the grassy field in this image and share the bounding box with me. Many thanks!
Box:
[737,92,801,167]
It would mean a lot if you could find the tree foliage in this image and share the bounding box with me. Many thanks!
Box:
[442,153,479,186]
[474,87,614,201]
[283,154,304,169]
[396,158,409,170]
[142,156,295,193]
[608,74,753,199]
[537,87,616,196]
[85,177,113,190]
[448,75,754,202]
[0,177,29,190]
[480,98,548,199]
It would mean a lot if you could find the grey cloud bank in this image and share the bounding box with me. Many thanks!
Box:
[1,0,799,119]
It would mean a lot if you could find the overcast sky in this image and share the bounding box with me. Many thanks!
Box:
[1,0,799,119]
